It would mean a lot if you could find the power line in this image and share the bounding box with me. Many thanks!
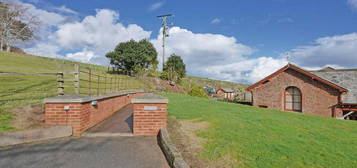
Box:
[157,14,174,71]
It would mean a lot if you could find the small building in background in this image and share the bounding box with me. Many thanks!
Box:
[216,88,235,101]
[203,86,216,97]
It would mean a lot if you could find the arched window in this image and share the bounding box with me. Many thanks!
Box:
[285,87,302,112]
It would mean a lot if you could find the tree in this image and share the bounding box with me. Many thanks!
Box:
[161,54,186,82]
[0,2,39,51]
[105,39,158,75]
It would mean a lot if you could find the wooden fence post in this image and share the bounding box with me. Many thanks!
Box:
[114,75,118,92]
[74,64,80,95]
[110,77,113,92]
[118,75,120,91]
[97,75,100,96]
[57,72,64,96]
[104,74,107,94]
[89,68,92,96]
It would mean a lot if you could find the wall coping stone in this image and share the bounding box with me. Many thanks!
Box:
[131,93,168,104]
[44,90,145,103]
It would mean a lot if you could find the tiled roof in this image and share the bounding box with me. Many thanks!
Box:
[310,68,357,104]
[246,64,348,93]
[220,88,234,93]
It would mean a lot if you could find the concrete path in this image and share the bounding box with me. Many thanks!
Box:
[87,104,133,134]
[0,136,169,168]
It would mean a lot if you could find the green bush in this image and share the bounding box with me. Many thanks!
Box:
[160,70,179,82]
[161,54,186,82]
[188,86,208,98]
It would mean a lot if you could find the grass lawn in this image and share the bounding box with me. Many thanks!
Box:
[165,93,357,168]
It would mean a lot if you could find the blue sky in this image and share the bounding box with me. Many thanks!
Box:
[12,0,357,84]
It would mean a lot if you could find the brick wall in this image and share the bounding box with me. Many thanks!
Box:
[250,69,341,117]
[45,93,144,136]
[133,103,167,136]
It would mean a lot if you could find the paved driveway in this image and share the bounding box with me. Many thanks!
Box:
[0,136,169,168]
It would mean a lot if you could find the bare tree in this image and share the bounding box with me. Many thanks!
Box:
[0,2,39,52]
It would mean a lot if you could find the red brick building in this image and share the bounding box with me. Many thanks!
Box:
[246,64,357,119]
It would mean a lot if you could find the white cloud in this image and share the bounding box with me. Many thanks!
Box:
[55,9,151,49]
[54,9,151,63]
[24,42,61,58]
[13,0,70,58]
[152,27,253,66]
[148,2,164,11]
[210,18,221,24]
[347,0,357,10]
[18,3,151,65]
[205,57,288,83]
[66,49,96,62]
[151,27,266,82]
[288,33,357,67]
[17,2,68,26]
[53,5,78,15]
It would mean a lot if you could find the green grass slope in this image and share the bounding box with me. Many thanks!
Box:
[165,93,357,168]
[182,76,247,93]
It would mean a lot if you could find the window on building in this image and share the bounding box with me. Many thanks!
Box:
[285,86,302,112]
[259,105,268,108]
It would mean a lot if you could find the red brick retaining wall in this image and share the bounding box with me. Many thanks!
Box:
[45,92,144,136]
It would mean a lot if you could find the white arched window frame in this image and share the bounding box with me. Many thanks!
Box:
[284,86,302,112]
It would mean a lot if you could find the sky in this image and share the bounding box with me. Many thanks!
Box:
[8,0,357,84]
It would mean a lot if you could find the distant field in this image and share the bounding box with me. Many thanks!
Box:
[182,76,247,93]
[165,93,357,168]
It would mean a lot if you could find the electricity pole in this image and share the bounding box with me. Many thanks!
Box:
[157,14,173,71]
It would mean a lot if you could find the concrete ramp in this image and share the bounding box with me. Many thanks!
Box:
[84,105,134,137]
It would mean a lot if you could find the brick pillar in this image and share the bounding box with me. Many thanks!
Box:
[44,96,86,136]
[334,107,344,118]
[132,94,168,136]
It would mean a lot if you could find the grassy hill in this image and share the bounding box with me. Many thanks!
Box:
[0,51,247,132]
[165,93,357,168]
[0,51,150,131]
[182,76,247,93]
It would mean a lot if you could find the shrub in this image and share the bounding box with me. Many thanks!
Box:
[188,86,208,98]
[161,54,186,82]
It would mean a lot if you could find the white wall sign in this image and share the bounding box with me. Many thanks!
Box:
[144,106,157,111]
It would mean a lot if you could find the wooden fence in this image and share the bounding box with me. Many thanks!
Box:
[57,64,143,96]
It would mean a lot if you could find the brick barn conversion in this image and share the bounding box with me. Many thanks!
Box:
[246,64,357,120]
